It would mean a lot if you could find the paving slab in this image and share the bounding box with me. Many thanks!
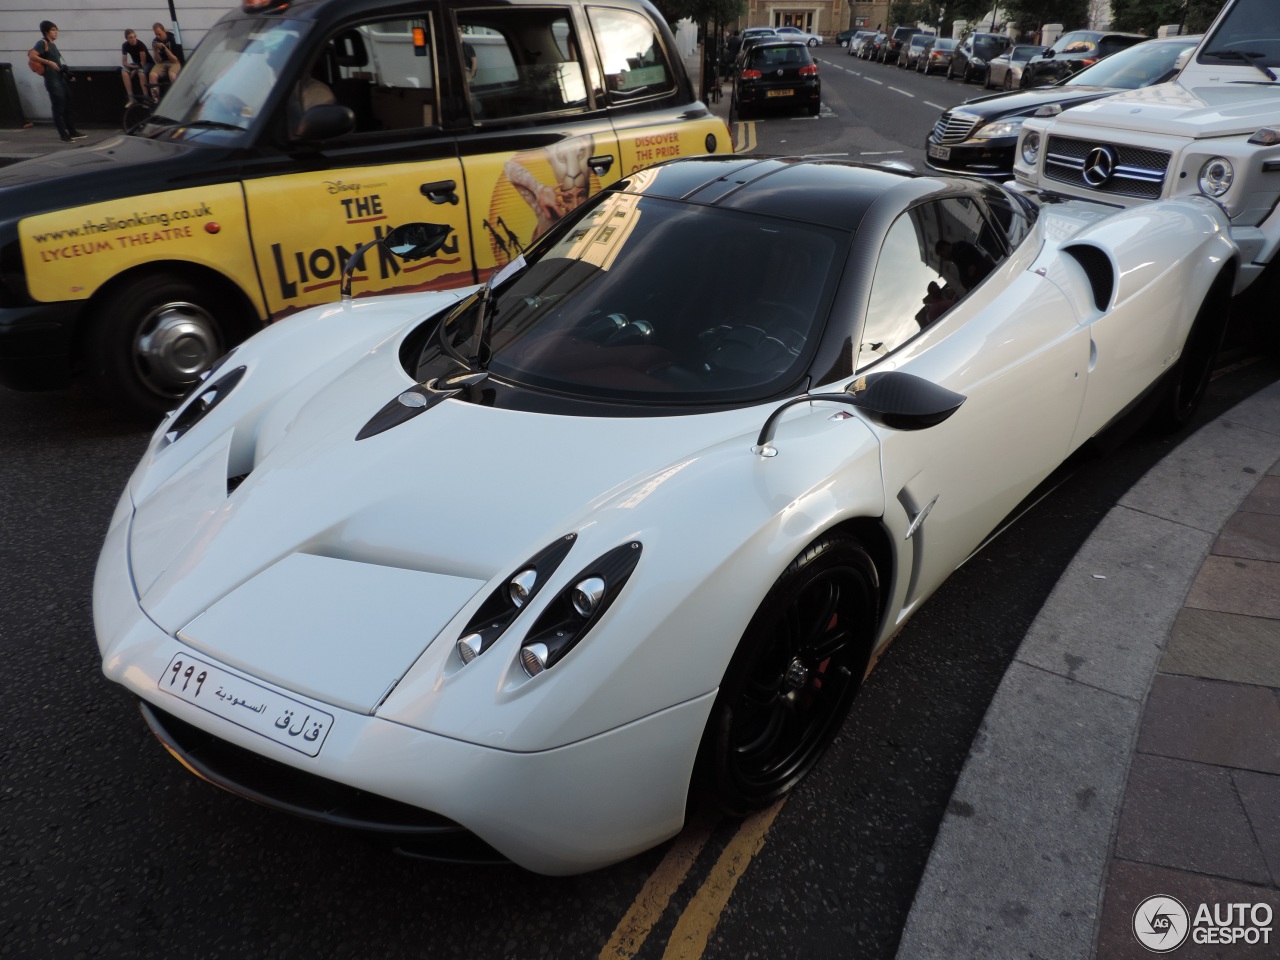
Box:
[1135,675,1280,774]
[1235,770,1280,887]
[1238,476,1280,516]
[1185,556,1280,620]
[1162,608,1280,687]
[895,662,1137,960]
[1015,506,1212,701]
[1114,754,1271,883]
[1096,859,1279,960]
[1212,511,1280,562]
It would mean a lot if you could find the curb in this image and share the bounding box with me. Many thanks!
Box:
[896,380,1280,959]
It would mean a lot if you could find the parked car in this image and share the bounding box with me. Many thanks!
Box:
[880,25,923,64]
[926,35,1199,179]
[858,32,887,59]
[732,40,821,118]
[899,32,935,69]
[835,27,860,48]
[1012,0,1280,295]
[741,26,777,42]
[984,44,1047,90]
[918,37,957,75]
[1021,30,1147,87]
[847,29,877,56]
[0,0,731,420]
[775,25,822,47]
[948,32,1010,83]
[94,154,1236,875]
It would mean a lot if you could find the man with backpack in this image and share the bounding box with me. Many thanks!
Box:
[28,21,85,144]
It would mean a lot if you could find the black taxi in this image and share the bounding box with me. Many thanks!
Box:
[0,0,731,416]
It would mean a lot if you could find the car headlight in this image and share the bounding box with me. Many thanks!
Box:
[974,117,1026,139]
[1021,131,1041,165]
[453,534,576,665]
[520,541,643,676]
[1199,157,1234,198]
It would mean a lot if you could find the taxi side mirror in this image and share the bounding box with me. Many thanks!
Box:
[294,103,356,142]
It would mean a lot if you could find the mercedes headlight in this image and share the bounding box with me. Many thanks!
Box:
[1198,157,1234,198]
[1020,131,1041,165]
[974,118,1026,139]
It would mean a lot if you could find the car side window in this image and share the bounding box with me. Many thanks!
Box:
[317,19,439,135]
[459,9,588,121]
[589,6,676,102]
[857,199,1006,371]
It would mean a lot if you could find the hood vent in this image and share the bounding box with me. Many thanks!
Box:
[1062,244,1115,312]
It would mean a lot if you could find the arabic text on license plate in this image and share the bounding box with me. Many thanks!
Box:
[158,653,334,756]
[766,89,794,97]
[928,143,951,161]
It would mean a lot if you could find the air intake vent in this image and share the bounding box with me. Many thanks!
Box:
[226,473,250,495]
[1062,245,1114,312]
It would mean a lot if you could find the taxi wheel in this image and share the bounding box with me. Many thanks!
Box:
[693,535,879,816]
[91,272,242,421]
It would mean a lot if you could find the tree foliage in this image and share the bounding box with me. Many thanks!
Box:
[887,1,993,31]
[1110,0,1226,35]
[1001,0,1090,32]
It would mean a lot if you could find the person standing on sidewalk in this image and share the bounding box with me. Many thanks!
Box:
[28,21,85,144]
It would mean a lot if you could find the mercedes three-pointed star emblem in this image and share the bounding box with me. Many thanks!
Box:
[1083,145,1118,187]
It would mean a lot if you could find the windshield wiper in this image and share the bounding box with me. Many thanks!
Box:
[178,119,247,132]
[1202,49,1278,81]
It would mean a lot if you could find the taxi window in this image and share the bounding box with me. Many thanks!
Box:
[458,9,589,121]
[313,18,439,135]
[588,6,676,102]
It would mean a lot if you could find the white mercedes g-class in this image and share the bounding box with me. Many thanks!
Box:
[1012,0,1279,295]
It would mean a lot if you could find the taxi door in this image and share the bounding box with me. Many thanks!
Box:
[584,4,733,175]
[242,16,471,319]
[448,5,621,283]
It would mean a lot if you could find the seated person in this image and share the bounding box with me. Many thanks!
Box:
[120,29,152,104]
[149,22,181,99]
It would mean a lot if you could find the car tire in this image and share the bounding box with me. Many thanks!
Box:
[692,535,880,816]
[1003,71,1013,91]
[921,61,930,75]
[808,38,818,47]
[807,101,820,116]
[946,63,955,80]
[1151,269,1233,433]
[963,63,972,83]
[90,272,247,420]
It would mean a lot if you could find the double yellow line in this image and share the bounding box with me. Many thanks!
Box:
[599,800,784,960]
[732,122,758,154]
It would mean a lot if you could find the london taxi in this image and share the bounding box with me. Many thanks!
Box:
[0,0,732,416]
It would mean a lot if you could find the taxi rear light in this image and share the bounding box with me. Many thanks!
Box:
[742,69,762,79]
[799,64,818,76]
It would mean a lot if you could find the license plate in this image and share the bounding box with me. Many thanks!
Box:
[766,89,794,98]
[928,143,951,161]
[158,652,334,757]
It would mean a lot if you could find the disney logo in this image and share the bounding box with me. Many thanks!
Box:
[325,180,362,194]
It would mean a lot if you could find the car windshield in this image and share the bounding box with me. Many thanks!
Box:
[412,190,847,405]
[936,39,956,50]
[143,17,311,137]
[1065,38,1194,88]
[1200,0,1280,69]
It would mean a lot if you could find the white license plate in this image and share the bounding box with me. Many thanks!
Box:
[766,88,794,98]
[928,143,951,161]
[158,652,334,757]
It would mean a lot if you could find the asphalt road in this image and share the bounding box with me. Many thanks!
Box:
[3,58,1278,960]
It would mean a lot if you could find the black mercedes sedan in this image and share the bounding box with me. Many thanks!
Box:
[925,34,1198,178]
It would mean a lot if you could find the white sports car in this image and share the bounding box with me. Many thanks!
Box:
[94,156,1236,875]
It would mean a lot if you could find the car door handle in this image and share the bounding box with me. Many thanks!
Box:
[420,180,459,205]
[588,154,614,176]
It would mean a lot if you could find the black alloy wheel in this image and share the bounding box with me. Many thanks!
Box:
[1152,269,1234,433]
[695,536,880,816]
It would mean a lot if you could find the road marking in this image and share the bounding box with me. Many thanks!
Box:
[860,150,905,156]
[599,816,717,960]
[660,801,786,959]
[888,86,915,97]
[924,101,945,110]
[733,121,757,153]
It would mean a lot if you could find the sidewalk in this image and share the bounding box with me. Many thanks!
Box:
[0,120,119,167]
[898,381,1280,958]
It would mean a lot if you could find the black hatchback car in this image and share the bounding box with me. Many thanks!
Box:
[925,34,1197,178]
[732,40,821,118]
[1021,30,1147,87]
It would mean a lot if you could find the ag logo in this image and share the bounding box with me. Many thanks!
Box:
[1133,895,1190,953]
[1083,145,1118,187]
